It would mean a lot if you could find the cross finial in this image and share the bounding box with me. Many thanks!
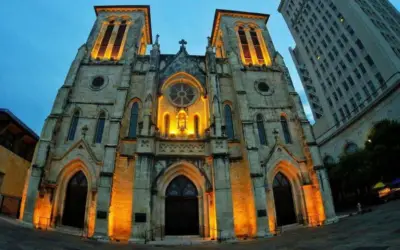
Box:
[155,34,160,45]
[179,39,187,48]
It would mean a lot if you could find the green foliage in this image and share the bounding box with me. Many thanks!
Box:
[327,119,400,209]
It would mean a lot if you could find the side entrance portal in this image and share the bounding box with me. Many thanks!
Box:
[165,175,199,235]
[273,172,297,226]
[62,171,88,228]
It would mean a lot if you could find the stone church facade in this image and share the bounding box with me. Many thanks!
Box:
[22,6,337,241]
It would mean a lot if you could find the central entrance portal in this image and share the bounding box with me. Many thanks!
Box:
[273,172,297,226]
[62,171,88,228]
[165,175,199,235]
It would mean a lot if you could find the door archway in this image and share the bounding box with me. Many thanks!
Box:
[165,175,199,235]
[273,172,297,226]
[62,171,88,228]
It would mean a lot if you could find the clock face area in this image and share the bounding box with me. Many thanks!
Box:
[168,83,198,107]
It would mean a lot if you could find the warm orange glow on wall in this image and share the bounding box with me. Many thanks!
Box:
[230,161,257,237]
[33,193,52,229]
[109,155,135,241]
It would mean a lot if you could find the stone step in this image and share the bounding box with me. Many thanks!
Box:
[148,235,217,245]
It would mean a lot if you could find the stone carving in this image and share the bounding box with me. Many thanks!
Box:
[157,142,205,155]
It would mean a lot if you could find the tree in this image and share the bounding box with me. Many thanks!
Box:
[365,119,400,182]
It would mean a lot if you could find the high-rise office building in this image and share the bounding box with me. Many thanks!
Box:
[279,0,400,162]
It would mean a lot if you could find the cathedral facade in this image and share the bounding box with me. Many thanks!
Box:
[22,6,336,241]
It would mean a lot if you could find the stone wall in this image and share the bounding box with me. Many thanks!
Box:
[0,145,30,197]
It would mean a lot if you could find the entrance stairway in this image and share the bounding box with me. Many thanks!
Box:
[148,235,217,246]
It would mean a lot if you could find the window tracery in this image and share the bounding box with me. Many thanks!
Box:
[236,23,271,66]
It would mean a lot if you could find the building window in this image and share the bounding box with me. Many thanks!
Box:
[97,20,115,58]
[342,81,349,91]
[344,142,358,154]
[347,76,355,86]
[238,26,252,65]
[350,98,358,113]
[333,113,339,125]
[237,25,271,66]
[224,105,234,140]
[280,115,292,144]
[365,55,375,67]
[128,102,139,138]
[67,111,80,141]
[256,114,267,145]
[94,112,106,143]
[92,18,131,60]
[194,115,200,138]
[344,104,351,117]
[111,20,127,59]
[359,63,366,74]
[356,39,364,50]
[367,80,377,95]
[375,73,386,88]
[164,114,170,137]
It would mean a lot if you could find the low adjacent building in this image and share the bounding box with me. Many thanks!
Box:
[0,109,38,218]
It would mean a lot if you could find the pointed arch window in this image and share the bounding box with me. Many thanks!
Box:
[129,102,139,138]
[194,115,200,138]
[250,28,264,64]
[236,24,271,66]
[94,112,106,143]
[164,114,170,137]
[111,20,127,59]
[92,18,130,60]
[238,26,252,64]
[257,114,267,145]
[68,111,80,141]
[97,20,115,58]
[224,105,234,140]
[280,115,292,144]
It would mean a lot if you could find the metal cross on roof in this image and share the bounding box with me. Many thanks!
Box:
[179,39,187,47]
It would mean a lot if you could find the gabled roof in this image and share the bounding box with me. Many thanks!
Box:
[0,108,39,140]
[94,5,153,44]
[210,9,270,46]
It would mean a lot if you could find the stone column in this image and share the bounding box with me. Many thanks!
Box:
[314,165,337,223]
[131,155,152,239]
[212,156,235,239]
[94,173,112,237]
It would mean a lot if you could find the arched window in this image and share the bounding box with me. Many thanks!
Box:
[194,115,200,138]
[111,20,127,59]
[164,114,170,137]
[323,155,335,166]
[280,115,292,144]
[344,142,358,154]
[224,105,234,140]
[250,28,264,64]
[68,111,80,141]
[94,112,106,143]
[257,114,267,145]
[97,20,115,58]
[237,26,252,64]
[128,102,139,138]
[236,24,271,66]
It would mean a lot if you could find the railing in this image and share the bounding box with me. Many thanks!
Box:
[142,226,165,244]
[200,225,224,243]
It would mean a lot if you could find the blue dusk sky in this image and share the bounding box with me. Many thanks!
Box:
[0,0,399,134]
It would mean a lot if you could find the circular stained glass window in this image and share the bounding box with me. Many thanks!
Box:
[168,83,197,107]
[92,76,105,88]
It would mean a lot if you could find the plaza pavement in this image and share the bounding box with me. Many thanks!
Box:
[0,200,399,250]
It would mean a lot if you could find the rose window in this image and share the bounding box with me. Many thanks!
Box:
[168,83,197,107]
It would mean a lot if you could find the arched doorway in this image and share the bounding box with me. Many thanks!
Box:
[273,172,296,226]
[165,175,199,235]
[62,171,88,228]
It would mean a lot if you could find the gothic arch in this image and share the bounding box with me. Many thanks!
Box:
[151,161,213,237]
[160,72,205,95]
[266,160,307,231]
[51,159,96,235]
